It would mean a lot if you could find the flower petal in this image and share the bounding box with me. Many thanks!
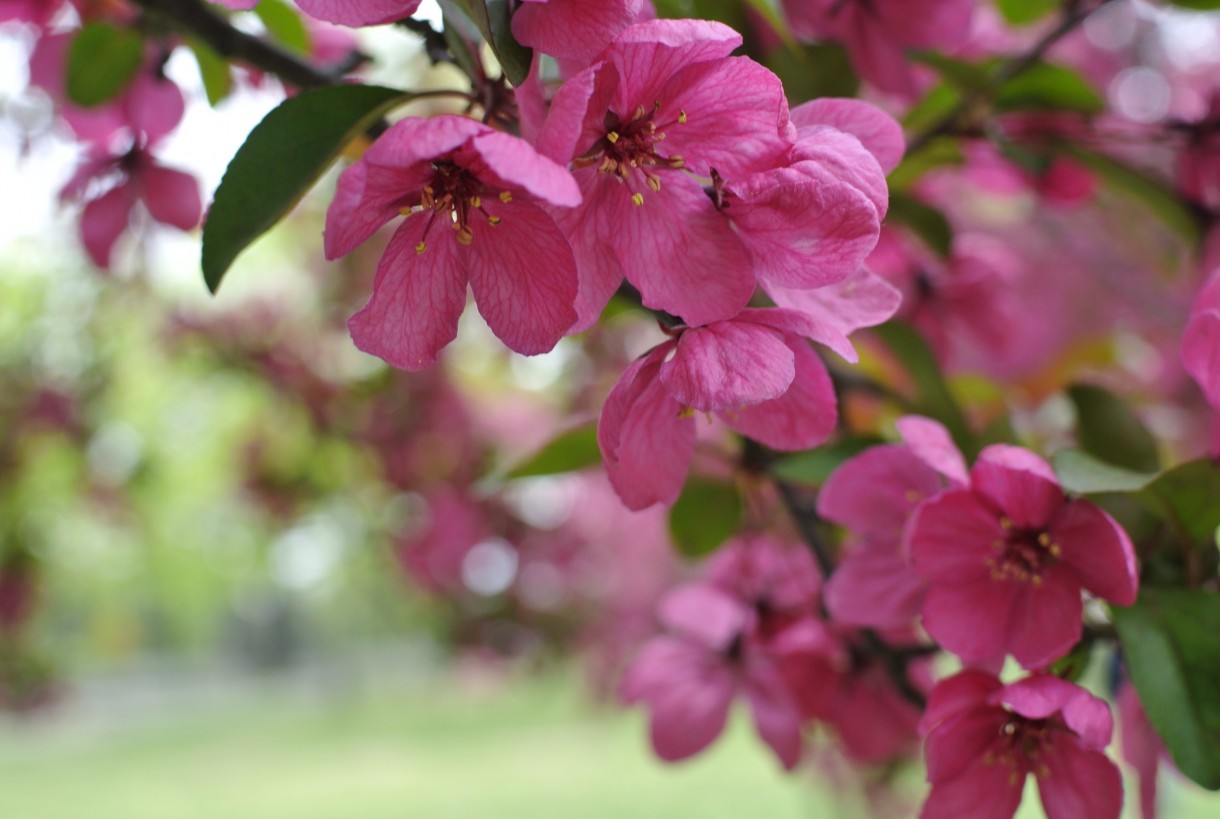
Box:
[1050,500,1138,606]
[141,164,202,230]
[657,584,749,652]
[511,0,641,62]
[908,489,1002,583]
[660,321,795,412]
[1007,565,1083,669]
[720,339,836,451]
[825,540,924,629]
[80,184,137,268]
[295,0,421,27]
[921,579,1018,666]
[896,415,969,486]
[1036,736,1124,819]
[790,97,905,173]
[764,268,902,362]
[466,130,581,207]
[971,445,1064,528]
[817,444,943,542]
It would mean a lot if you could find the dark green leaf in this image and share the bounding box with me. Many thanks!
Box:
[1139,459,1220,546]
[872,321,976,458]
[202,84,410,293]
[1067,383,1160,473]
[886,193,953,257]
[995,0,1059,26]
[1051,449,1155,495]
[505,424,601,479]
[995,62,1104,115]
[765,42,858,104]
[1114,589,1220,789]
[445,0,533,86]
[255,0,312,55]
[66,23,144,108]
[189,40,234,107]
[772,437,882,487]
[910,52,991,93]
[1061,146,1203,245]
[902,84,960,134]
[669,479,742,558]
[888,136,962,190]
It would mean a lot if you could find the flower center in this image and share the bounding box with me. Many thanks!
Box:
[405,161,508,254]
[984,717,1053,782]
[574,103,687,206]
[986,518,1062,586]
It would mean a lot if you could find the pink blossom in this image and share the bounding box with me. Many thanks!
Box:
[598,309,840,510]
[511,0,642,63]
[294,0,420,27]
[907,444,1139,669]
[325,115,581,370]
[1183,268,1220,413]
[0,0,66,27]
[919,670,1123,819]
[781,0,975,98]
[1118,682,1167,819]
[535,19,794,328]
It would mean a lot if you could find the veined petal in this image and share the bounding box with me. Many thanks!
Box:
[790,124,888,218]
[660,321,795,412]
[468,199,578,356]
[511,0,642,62]
[764,268,902,362]
[1050,501,1138,606]
[720,339,836,451]
[295,0,421,27]
[608,19,741,111]
[535,60,621,164]
[466,131,581,207]
[324,160,429,259]
[347,215,467,371]
[790,98,905,173]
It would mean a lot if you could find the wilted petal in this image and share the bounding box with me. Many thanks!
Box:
[347,216,467,370]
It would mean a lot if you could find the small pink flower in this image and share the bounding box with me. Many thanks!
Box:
[325,115,581,369]
[598,308,840,510]
[511,0,642,63]
[907,444,1139,669]
[919,670,1123,819]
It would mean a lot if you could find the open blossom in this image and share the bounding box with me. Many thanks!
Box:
[907,444,1139,669]
[536,19,794,328]
[598,308,843,510]
[325,115,581,370]
[920,670,1123,819]
[781,0,975,97]
[511,0,642,63]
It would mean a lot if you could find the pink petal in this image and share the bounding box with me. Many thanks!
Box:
[817,444,943,542]
[124,73,186,143]
[608,20,742,110]
[1006,565,1083,670]
[896,415,969,486]
[1050,500,1139,606]
[731,168,880,290]
[825,540,924,629]
[295,0,421,27]
[790,124,888,219]
[1183,297,1220,411]
[1036,736,1124,819]
[610,174,754,327]
[80,184,137,268]
[347,216,467,370]
[1118,684,1163,819]
[843,14,921,99]
[790,98,905,173]
[141,164,202,230]
[511,0,642,62]
[919,752,1026,819]
[598,352,696,510]
[324,160,430,259]
[907,489,1002,583]
[466,130,581,207]
[970,445,1065,529]
[745,657,805,770]
[546,192,625,331]
[1001,675,1113,751]
[467,199,577,356]
[830,669,922,763]
[764,268,902,363]
[920,669,1003,736]
[720,339,836,451]
[659,321,795,412]
[924,706,1007,783]
[535,59,621,165]
[921,579,1018,666]
[657,584,749,652]
[644,642,736,762]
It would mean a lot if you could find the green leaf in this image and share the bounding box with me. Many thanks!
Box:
[189,40,234,107]
[1139,459,1220,546]
[669,479,742,558]
[1051,449,1155,495]
[1114,589,1220,790]
[1061,146,1203,245]
[1166,0,1220,9]
[1066,383,1160,473]
[910,52,991,93]
[202,84,410,294]
[872,321,976,458]
[995,0,1058,26]
[888,136,962,191]
[902,84,960,134]
[505,424,601,479]
[66,23,144,108]
[995,62,1104,115]
[772,437,882,487]
[255,0,312,55]
[765,42,858,104]
[445,0,533,86]
[886,193,953,258]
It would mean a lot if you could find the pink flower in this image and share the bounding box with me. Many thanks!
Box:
[598,308,840,510]
[781,0,975,98]
[1183,268,1220,413]
[325,115,581,370]
[919,670,1123,819]
[511,0,642,63]
[535,19,794,328]
[907,444,1139,669]
[293,0,420,27]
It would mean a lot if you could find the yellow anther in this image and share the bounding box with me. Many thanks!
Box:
[631,192,645,206]
[606,131,620,144]
[456,226,473,245]
[400,206,415,217]
[1000,517,1013,530]
[415,241,427,255]
[487,216,501,226]
[667,155,684,169]
[1031,575,1043,586]
[470,195,481,208]
[499,191,513,203]
[1049,543,1062,557]
[677,406,695,419]
[599,157,618,174]
[678,109,688,124]
[1037,532,1051,546]
[633,105,646,120]
[647,176,662,193]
